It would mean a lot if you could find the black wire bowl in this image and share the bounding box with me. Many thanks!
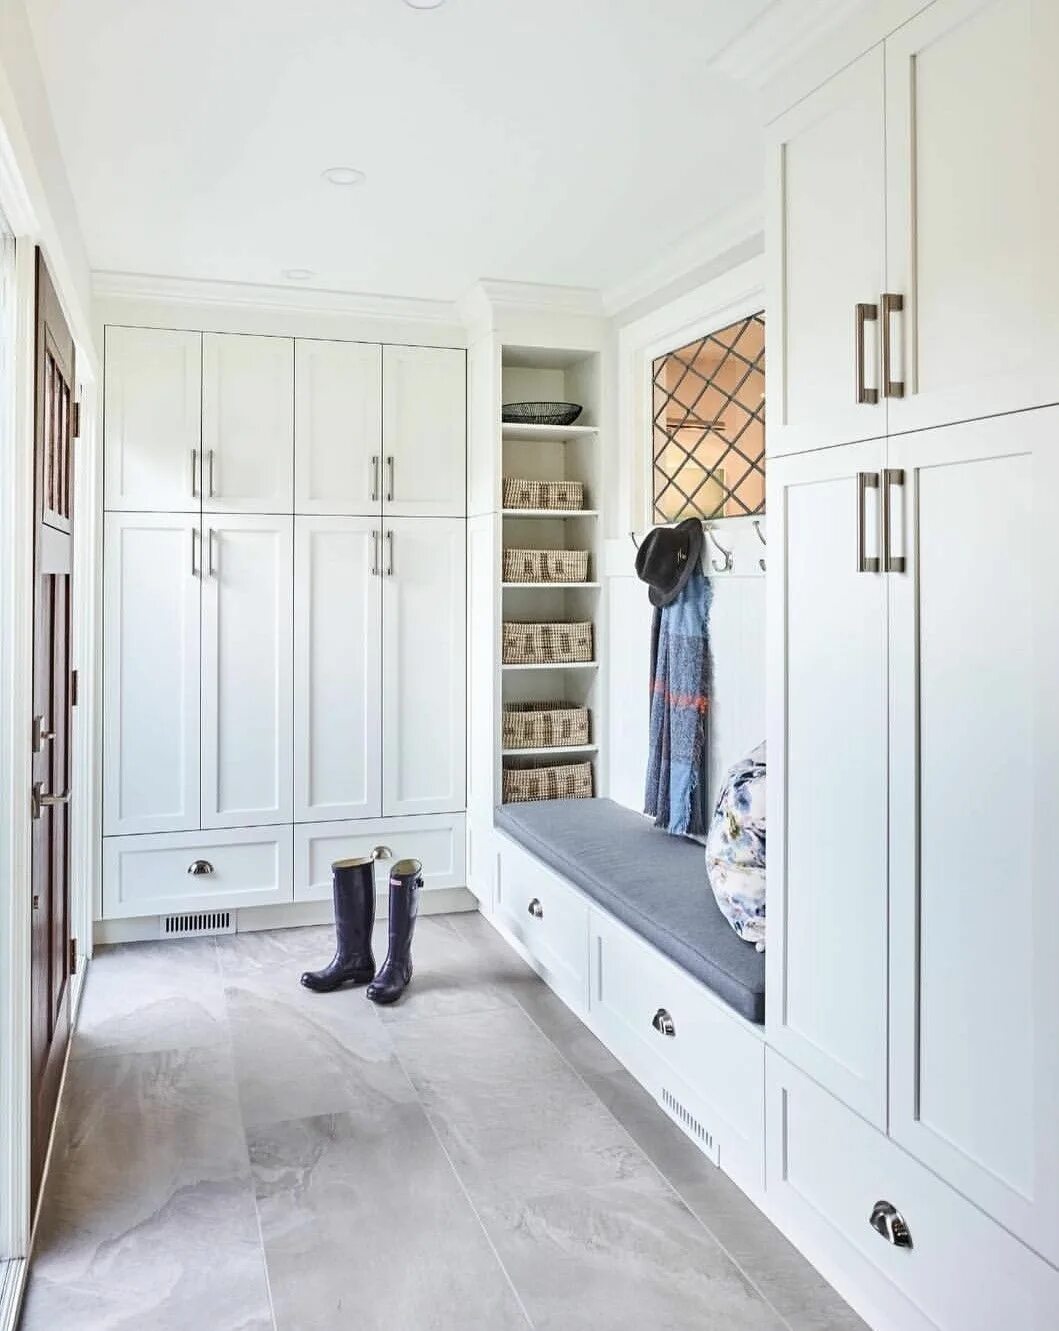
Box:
[502,401,584,427]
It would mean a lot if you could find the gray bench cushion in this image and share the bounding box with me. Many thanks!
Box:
[495,798,765,1024]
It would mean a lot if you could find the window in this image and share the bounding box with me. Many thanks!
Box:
[651,313,765,523]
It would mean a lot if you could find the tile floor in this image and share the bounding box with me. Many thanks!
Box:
[20,911,867,1331]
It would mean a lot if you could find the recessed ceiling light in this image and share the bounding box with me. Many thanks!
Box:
[282,268,314,281]
[322,166,366,187]
[403,0,446,7]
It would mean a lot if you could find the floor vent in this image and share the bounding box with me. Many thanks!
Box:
[662,1087,718,1162]
[159,910,235,939]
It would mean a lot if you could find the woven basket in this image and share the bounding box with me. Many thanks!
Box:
[502,478,585,512]
[502,402,583,427]
[503,548,590,584]
[502,621,594,665]
[503,760,593,804]
[503,702,590,750]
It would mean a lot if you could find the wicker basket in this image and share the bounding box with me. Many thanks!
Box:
[503,760,594,804]
[503,548,590,584]
[503,702,590,751]
[502,402,583,427]
[502,621,594,665]
[502,478,585,512]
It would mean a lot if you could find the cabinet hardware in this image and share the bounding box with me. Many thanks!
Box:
[32,894,39,911]
[371,456,380,503]
[855,302,879,405]
[32,782,70,820]
[191,448,199,498]
[882,468,906,574]
[32,715,55,753]
[386,529,394,576]
[187,859,214,876]
[69,937,78,975]
[191,526,199,578]
[208,528,217,577]
[372,845,393,860]
[386,455,395,503]
[207,449,215,498]
[71,402,81,439]
[371,529,381,577]
[856,472,880,574]
[881,293,905,399]
[869,1200,912,1249]
[71,669,79,707]
[651,1008,676,1038]
[527,897,543,919]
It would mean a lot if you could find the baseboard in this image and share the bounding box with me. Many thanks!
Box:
[0,1258,27,1331]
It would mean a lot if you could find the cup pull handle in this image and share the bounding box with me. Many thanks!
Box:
[187,860,215,876]
[527,898,543,919]
[869,1200,913,1249]
[651,1008,676,1038]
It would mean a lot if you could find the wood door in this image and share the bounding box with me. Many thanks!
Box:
[102,512,202,835]
[201,514,293,828]
[294,339,382,515]
[382,345,466,517]
[888,407,1059,1266]
[765,438,889,1127]
[885,0,1059,435]
[294,516,382,822]
[30,252,76,1202]
[381,517,466,816]
[103,325,201,512]
[765,47,887,457]
[202,333,293,514]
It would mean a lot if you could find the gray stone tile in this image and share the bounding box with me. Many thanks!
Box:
[371,916,520,1023]
[214,923,336,983]
[587,1067,722,1185]
[248,1107,530,1331]
[478,1177,785,1331]
[72,938,227,1060]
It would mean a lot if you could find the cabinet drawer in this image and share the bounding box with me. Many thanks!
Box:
[765,1052,1059,1331]
[589,907,764,1194]
[102,827,294,919]
[294,814,466,903]
[495,837,588,1012]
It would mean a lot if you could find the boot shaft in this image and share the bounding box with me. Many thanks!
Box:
[385,858,423,965]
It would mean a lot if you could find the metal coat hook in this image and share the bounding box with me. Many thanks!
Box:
[704,524,733,573]
[629,530,640,549]
[753,519,767,572]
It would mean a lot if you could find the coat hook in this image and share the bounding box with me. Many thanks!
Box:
[753,519,766,572]
[704,524,733,573]
[629,530,640,549]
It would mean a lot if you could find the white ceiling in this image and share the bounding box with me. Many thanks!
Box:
[26,0,772,303]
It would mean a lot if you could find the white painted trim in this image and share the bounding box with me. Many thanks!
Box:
[0,1257,27,1331]
[707,0,874,90]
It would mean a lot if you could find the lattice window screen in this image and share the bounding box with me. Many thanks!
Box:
[652,313,765,523]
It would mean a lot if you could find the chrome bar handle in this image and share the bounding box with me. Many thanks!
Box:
[208,528,217,577]
[385,529,394,576]
[882,468,906,574]
[881,293,905,399]
[191,526,199,578]
[207,449,216,498]
[371,529,381,577]
[855,302,879,405]
[857,472,881,574]
[386,455,395,503]
[371,456,380,503]
[191,448,199,497]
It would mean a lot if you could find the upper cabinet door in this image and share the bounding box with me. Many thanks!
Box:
[294,516,382,823]
[381,517,466,817]
[885,0,1059,435]
[888,407,1059,1267]
[766,48,887,457]
[382,345,466,517]
[202,333,293,513]
[103,512,201,835]
[201,514,293,828]
[766,439,889,1128]
[104,326,201,512]
[294,340,382,515]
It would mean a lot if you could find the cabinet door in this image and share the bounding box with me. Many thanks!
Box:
[888,408,1059,1266]
[103,513,201,835]
[104,326,201,512]
[202,333,293,513]
[381,517,466,816]
[294,814,466,903]
[766,439,889,1126]
[885,0,1059,434]
[294,339,382,515]
[766,48,887,457]
[294,517,382,822]
[202,515,293,828]
[382,345,466,517]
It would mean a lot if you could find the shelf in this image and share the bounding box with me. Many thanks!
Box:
[501,508,599,518]
[502,423,598,443]
[502,661,598,671]
[502,744,598,758]
[502,581,601,590]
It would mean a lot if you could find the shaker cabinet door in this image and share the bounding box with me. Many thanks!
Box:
[203,333,293,513]
[294,339,382,515]
[382,345,466,517]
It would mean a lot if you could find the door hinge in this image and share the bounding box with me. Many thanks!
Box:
[71,401,81,439]
[69,937,77,974]
[70,669,79,706]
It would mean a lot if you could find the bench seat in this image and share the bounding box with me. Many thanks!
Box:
[495,798,766,1023]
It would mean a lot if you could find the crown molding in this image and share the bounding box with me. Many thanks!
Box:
[707,0,873,91]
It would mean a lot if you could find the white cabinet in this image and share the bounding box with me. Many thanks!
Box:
[294,339,382,514]
[294,517,382,823]
[201,515,293,828]
[103,513,201,836]
[381,517,466,816]
[382,345,466,517]
[294,814,466,903]
[766,440,889,1127]
[202,333,293,513]
[104,326,201,512]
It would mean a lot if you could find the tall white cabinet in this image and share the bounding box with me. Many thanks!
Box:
[102,324,467,922]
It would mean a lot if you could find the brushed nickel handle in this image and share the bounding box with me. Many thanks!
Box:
[882,468,906,574]
[527,898,543,919]
[386,455,394,503]
[881,293,905,399]
[385,529,394,577]
[191,526,199,578]
[855,302,879,405]
[32,715,55,752]
[372,845,392,860]
[208,528,217,578]
[869,1200,912,1249]
[371,529,381,577]
[32,782,70,819]
[191,448,199,498]
[371,455,380,503]
[187,859,214,876]
[651,1008,676,1038]
[207,449,215,498]
[857,472,880,574]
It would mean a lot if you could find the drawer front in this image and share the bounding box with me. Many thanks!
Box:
[766,1051,1059,1331]
[294,814,466,903]
[495,838,588,1011]
[103,827,294,919]
[589,906,764,1193]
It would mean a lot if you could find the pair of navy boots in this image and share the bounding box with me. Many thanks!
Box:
[300,856,422,1005]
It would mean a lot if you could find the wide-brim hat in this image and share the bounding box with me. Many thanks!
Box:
[634,517,704,608]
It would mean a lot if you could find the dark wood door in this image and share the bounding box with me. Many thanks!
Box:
[30,249,76,1206]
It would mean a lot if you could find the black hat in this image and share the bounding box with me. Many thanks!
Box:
[635,518,704,608]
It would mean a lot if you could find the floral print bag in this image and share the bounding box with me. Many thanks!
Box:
[705,742,766,951]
